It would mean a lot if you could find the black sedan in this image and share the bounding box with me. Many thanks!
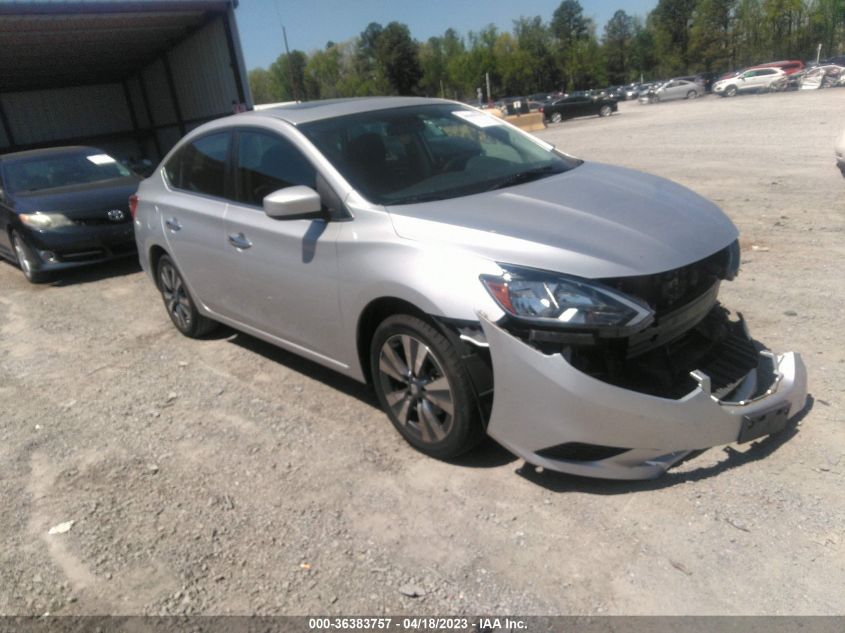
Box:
[0,146,141,283]
[541,95,618,123]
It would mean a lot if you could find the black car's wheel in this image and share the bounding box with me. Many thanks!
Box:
[598,105,613,117]
[725,85,737,97]
[370,314,483,459]
[156,254,216,338]
[686,90,697,99]
[550,112,563,123]
[11,230,49,284]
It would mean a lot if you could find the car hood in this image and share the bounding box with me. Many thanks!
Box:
[387,162,738,279]
[9,176,140,217]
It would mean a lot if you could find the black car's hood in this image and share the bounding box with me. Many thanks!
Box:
[10,176,140,217]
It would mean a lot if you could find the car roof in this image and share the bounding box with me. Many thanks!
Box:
[237,97,460,126]
[0,145,102,163]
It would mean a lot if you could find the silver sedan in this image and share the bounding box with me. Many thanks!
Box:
[652,79,704,102]
[133,97,806,480]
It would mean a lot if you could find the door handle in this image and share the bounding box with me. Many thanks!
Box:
[165,218,181,232]
[228,232,252,250]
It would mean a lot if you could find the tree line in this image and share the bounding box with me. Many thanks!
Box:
[248,0,844,103]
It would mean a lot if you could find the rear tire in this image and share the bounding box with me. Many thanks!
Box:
[550,112,562,124]
[598,105,612,117]
[370,314,483,459]
[156,254,217,338]
[686,90,697,99]
[11,230,49,284]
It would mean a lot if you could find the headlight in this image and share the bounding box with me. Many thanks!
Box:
[19,212,74,230]
[481,265,654,334]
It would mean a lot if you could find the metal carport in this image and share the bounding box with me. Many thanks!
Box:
[0,0,251,162]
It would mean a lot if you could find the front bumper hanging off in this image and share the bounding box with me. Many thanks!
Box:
[479,314,808,480]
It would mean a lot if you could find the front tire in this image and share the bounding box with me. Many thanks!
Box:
[370,314,483,459]
[725,85,737,97]
[598,105,612,117]
[156,254,217,338]
[11,230,49,283]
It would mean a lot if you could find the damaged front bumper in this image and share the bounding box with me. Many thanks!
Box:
[479,313,808,480]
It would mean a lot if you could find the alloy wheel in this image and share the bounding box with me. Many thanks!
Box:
[377,333,454,444]
[159,261,192,332]
[12,233,33,277]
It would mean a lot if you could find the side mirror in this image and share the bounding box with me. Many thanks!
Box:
[263,186,322,219]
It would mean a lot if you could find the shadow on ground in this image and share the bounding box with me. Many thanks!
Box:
[213,326,519,469]
[48,257,142,287]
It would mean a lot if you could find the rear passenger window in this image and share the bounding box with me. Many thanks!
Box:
[165,132,230,197]
[235,130,316,207]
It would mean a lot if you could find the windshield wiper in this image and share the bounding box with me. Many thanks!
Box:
[486,165,561,192]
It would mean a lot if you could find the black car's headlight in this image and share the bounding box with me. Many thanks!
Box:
[481,265,654,335]
[19,212,74,230]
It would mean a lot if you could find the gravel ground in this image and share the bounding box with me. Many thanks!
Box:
[1,89,844,616]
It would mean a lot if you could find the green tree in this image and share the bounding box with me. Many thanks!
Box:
[355,22,390,94]
[305,44,343,99]
[604,10,635,83]
[269,50,315,101]
[551,0,594,89]
[248,67,280,104]
[651,0,698,75]
[629,17,658,80]
[376,22,423,94]
[513,16,560,92]
[419,36,446,97]
[689,0,736,71]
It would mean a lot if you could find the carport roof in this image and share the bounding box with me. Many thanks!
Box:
[0,1,237,92]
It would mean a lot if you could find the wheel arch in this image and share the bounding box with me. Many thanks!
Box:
[356,296,431,385]
[148,244,169,289]
[355,296,494,424]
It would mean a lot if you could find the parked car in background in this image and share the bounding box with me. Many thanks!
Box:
[799,65,845,89]
[605,85,626,100]
[751,60,805,75]
[0,146,140,283]
[650,79,703,102]
[623,84,642,99]
[712,68,785,96]
[836,128,845,177]
[134,97,807,480]
[542,94,617,122]
[530,91,563,104]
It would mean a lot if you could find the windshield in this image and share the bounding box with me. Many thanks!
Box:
[3,150,131,194]
[299,104,581,205]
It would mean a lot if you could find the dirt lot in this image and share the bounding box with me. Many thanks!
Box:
[1,90,844,617]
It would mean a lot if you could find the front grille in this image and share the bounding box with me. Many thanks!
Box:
[570,306,762,399]
[601,244,733,314]
[73,215,130,226]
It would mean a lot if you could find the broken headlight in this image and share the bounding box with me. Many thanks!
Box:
[481,265,654,334]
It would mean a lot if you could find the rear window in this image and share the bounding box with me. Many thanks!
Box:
[3,150,130,193]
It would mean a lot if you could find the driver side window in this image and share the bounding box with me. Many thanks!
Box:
[235,130,317,207]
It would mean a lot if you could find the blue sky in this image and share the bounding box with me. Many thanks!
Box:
[235,0,657,70]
